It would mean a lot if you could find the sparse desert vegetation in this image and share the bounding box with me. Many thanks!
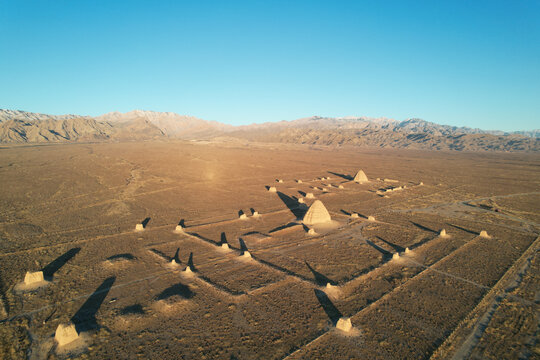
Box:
[0,141,538,359]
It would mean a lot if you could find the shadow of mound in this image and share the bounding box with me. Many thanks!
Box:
[149,248,172,261]
[366,239,392,261]
[173,248,181,263]
[411,221,438,234]
[141,217,151,228]
[269,222,300,233]
[447,223,480,236]
[314,289,342,325]
[220,232,228,246]
[376,236,405,253]
[328,171,352,181]
[242,230,265,236]
[187,252,196,271]
[157,282,194,301]
[185,232,216,245]
[120,304,145,316]
[42,247,80,279]
[306,262,336,286]
[277,191,307,219]
[71,276,116,332]
[238,238,249,253]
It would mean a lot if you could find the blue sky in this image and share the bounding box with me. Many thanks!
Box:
[1,1,538,131]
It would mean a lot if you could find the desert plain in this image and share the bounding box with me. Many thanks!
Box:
[0,140,539,359]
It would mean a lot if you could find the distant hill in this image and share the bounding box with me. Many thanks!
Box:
[0,109,538,152]
[0,109,224,143]
[226,126,539,152]
[0,110,162,143]
[234,116,537,137]
[96,110,232,138]
[225,116,539,151]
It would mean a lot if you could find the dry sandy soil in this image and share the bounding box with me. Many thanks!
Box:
[0,141,539,359]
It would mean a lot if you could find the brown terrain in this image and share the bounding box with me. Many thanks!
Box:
[1,110,539,152]
[0,140,539,359]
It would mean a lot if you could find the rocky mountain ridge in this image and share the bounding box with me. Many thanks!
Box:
[0,109,538,152]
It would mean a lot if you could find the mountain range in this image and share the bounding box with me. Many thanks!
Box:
[0,109,538,152]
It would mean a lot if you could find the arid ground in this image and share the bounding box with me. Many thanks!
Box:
[0,141,539,359]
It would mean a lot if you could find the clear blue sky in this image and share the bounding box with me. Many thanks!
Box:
[1,1,539,131]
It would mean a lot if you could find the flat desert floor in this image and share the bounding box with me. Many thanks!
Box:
[0,141,539,359]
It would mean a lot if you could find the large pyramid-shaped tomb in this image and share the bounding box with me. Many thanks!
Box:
[353,170,368,183]
[303,200,331,225]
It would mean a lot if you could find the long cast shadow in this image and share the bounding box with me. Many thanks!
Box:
[277,191,307,219]
[366,239,392,261]
[187,252,196,271]
[197,273,246,296]
[173,248,181,263]
[238,238,249,254]
[141,217,151,228]
[269,222,300,233]
[376,236,405,253]
[306,262,336,286]
[463,202,492,211]
[411,221,438,234]
[220,232,228,246]
[254,256,315,283]
[149,248,172,261]
[447,223,480,236]
[42,247,80,279]
[186,232,220,247]
[71,276,116,332]
[314,289,342,325]
[328,171,352,181]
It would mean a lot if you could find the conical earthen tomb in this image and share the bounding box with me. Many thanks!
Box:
[353,170,368,183]
[303,200,331,225]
